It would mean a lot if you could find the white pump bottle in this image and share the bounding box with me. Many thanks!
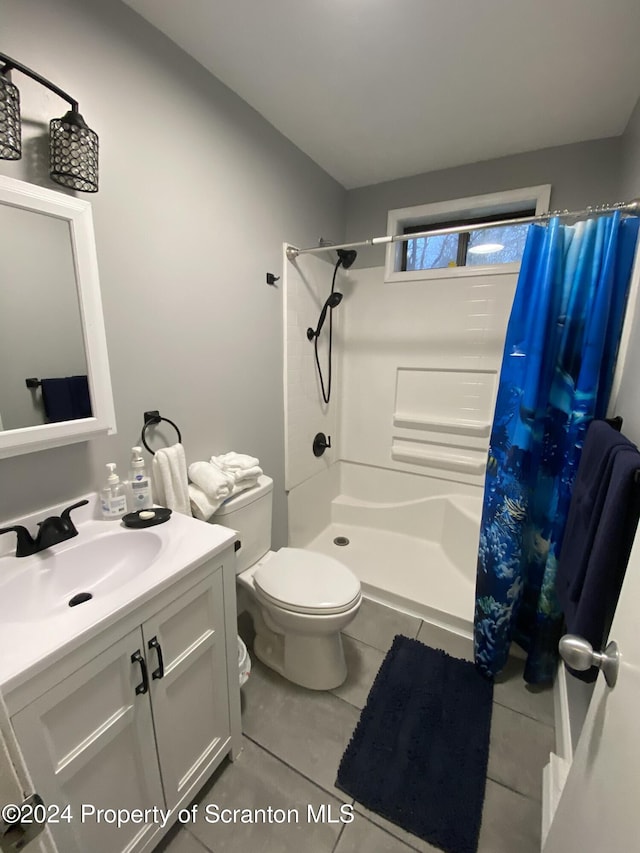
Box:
[129,446,153,510]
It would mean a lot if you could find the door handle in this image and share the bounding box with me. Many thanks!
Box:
[131,649,149,695]
[1,794,47,852]
[148,636,165,680]
[559,634,620,687]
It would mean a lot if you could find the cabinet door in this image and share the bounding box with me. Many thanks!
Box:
[11,628,165,853]
[143,569,230,810]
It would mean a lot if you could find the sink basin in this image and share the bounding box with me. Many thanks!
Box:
[0,531,163,622]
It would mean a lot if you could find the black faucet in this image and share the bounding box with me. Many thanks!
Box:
[0,499,89,558]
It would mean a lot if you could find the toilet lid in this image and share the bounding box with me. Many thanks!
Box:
[253,548,361,615]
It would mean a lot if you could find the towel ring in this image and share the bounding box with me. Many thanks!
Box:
[141,410,182,455]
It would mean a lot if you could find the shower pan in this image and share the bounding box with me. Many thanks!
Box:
[295,475,481,633]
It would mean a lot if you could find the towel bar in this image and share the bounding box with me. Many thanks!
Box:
[141,410,182,455]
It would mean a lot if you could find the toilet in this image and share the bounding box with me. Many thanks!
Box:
[210,475,361,690]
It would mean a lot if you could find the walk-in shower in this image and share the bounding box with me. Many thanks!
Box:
[283,198,640,640]
[283,245,494,639]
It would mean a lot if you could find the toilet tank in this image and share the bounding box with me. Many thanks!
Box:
[210,475,273,574]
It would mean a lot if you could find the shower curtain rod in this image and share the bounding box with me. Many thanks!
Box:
[285,198,640,262]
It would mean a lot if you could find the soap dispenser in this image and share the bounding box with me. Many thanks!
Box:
[129,446,152,510]
[101,463,128,519]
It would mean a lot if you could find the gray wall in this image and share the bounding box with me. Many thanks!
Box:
[0,0,347,547]
[621,95,640,199]
[614,94,640,443]
[346,137,623,268]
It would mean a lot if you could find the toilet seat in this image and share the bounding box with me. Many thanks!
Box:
[253,547,361,616]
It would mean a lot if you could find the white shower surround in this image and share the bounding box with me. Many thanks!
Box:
[283,253,517,633]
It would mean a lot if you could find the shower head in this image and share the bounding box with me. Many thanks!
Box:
[337,248,357,269]
[307,292,343,340]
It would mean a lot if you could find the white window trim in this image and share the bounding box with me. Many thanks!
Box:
[384,185,552,283]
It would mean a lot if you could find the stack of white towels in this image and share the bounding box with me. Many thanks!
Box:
[188,452,263,521]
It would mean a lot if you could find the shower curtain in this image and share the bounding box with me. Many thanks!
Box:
[474,211,640,684]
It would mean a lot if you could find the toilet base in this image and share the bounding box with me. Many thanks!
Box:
[236,559,360,691]
[254,629,347,691]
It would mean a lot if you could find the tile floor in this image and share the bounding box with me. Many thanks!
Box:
[157,599,554,853]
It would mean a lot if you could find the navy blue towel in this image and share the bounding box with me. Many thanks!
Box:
[556,420,640,681]
[41,376,92,423]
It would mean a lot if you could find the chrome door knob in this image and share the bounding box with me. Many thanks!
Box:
[559,634,620,688]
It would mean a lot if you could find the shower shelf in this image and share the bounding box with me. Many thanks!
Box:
[392,414,490,437]
[391,446,486,475]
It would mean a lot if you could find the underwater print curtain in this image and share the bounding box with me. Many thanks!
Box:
[474,211,640,684]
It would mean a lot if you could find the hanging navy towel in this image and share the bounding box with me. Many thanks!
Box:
[556,421,633,602]
[556,421,640,681]
[41,376,92,423]
[68,375,92,418]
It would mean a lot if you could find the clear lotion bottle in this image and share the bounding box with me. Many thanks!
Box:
[101,463,128,519]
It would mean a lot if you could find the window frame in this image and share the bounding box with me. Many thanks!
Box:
[384,185,551,283]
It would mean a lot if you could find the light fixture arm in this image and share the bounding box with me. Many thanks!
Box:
[0,52,79,112]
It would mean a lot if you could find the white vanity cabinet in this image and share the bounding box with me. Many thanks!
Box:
[6,553,241,853]
[141,569,231,811]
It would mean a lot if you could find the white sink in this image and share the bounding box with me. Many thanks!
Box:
[0,530,163,622]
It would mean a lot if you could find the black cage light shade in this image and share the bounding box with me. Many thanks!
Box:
[0,72,21,160]
[50,110,99,193]
[0,52,98,192]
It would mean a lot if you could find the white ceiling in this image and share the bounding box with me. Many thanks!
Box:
[123,0,640,189]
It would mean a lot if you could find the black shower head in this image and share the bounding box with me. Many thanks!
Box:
[337,248,357,269]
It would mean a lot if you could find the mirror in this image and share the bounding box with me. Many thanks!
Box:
[0,175,116,458]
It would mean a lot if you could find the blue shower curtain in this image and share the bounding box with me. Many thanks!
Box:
[474,212,639,684]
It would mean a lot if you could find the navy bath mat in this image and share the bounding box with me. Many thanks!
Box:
[336,635,493,853]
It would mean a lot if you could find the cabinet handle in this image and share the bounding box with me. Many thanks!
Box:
[131,650,149,695]
[148,636,165,680]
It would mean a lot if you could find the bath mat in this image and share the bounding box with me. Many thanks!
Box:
[336,635,493,853]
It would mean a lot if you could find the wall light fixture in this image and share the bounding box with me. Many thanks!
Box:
[0,52,98,193]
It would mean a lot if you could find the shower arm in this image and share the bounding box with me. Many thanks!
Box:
[286,198,640,262]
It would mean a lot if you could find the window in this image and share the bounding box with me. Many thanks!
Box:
[385,186,551,283]
[403,209,535,272]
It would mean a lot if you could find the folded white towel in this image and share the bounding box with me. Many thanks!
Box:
[188,483,226,521]
[213,452,260,471]
[230,477,259,495]
[152,444,191,516]
[188,476,260,522]
[233,465,263,483]
[188,460,234,499]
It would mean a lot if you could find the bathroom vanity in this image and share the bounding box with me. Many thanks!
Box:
[0,497,242,853]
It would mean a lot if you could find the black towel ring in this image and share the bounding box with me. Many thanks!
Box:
[141,410,182,455]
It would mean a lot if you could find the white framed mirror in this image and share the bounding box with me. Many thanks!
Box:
[0,175,116,458]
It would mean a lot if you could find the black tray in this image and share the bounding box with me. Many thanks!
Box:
[122,507,172,528]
